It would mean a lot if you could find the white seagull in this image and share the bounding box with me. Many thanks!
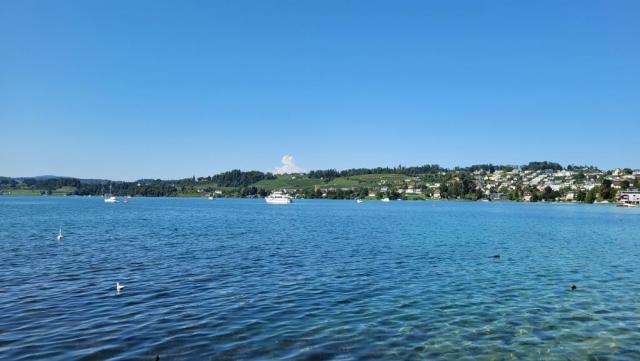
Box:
[56,227,64,241]
[116,282,125,294]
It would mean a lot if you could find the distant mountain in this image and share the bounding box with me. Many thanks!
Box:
[78,178,110,185]
[17,175,66,180]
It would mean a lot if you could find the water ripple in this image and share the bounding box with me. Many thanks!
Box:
[1,197,639,360]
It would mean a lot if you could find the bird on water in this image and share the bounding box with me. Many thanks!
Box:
[571,285,577,291]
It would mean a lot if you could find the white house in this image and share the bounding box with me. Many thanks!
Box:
[617,189,640,204]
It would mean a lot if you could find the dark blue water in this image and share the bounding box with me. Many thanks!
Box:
[1,197,639,360]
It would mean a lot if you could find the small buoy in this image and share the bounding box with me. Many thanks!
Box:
[571,285,577,291]
[56,227,64,241]
[116,282,125,294]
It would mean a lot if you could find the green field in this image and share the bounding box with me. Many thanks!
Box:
[252,175,320,190]
[0,188,43,196]
[325,173,412,188]
[0,186,78,196]
[250,173,415,191]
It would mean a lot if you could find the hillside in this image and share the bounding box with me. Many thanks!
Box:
[2,162,638,203]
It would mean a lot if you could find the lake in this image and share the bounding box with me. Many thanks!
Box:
[1,197,639,360]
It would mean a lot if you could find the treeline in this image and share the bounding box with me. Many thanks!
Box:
[521,161,563,171]
[194,170,276,187]
[454,164,515,172]
[74,181,178,197]
[0,177,17,187]
[308,164,445,180]
[308,161,599,180]
[566,164,601,172]
[3,177,178,197]
[20,177,81,190]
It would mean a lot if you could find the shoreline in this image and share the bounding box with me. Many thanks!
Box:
[0,193,623,206]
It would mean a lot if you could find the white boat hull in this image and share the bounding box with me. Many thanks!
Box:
[265,197,291,204]
[617,203,638,208]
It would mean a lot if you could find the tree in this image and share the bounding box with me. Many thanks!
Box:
[522,161,563,171]
[599,179,616,201]
[585,188,598,203]
[210,170,275,187]
[530,189,542,202]
[542,186,556,201]
[620,180,630,190]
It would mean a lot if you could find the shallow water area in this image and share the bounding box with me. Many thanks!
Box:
[1,197,639,360]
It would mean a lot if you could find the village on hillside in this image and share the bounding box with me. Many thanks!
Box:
[271,167,640,204]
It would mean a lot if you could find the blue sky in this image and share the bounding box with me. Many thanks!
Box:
[1,1,638,180]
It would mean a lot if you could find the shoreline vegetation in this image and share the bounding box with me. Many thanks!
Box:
[1,161,639,204]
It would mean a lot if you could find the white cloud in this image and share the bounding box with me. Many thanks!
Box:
[274,155,303,174]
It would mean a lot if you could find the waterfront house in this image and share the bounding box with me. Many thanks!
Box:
[490,193,510,201]
[617,189,640,204]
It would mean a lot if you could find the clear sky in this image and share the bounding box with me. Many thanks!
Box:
[1,1,638,180]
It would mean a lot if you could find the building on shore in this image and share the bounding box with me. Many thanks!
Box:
[564,192,575,201]
[616,189,640,204]
[490,193,510,201]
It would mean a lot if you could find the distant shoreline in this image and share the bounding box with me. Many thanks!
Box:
[0,193,624,206]
[2,162,638,204]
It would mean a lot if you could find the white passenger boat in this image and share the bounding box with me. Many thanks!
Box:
[265,191,292,204]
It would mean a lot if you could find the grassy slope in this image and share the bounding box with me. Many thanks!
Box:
[1,188,42,195]
[0,186,78,195]
[252,173,414,190]
[324,174,413,189]
[252,175,320,191]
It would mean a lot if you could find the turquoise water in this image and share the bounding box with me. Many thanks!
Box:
[1,197,639,360]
